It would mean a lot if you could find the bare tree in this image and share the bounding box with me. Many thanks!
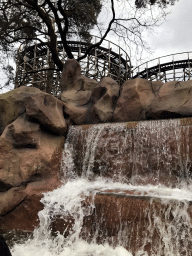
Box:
[0,0,178,91]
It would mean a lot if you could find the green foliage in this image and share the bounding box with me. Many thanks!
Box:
[0,0,102,87]
[135,0,178,8]
[63,0,102,42]
[0,0,102,51]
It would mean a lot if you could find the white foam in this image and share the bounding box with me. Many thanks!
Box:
[11,177,192,256]
[11,239,132,256]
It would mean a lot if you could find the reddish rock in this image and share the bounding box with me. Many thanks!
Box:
[113,78,155,122]
[25,93,67,135]
[0,86,67,136]
[74,75,98,91]
[91,77,120,122]
[63,103,90,125]
[1,114,40,148]
[83,193,192,255]
[0,186,27,216]
[0,115,65,231]
[0,125,64,188]
[60,60,98,124]
[66,118,192,187]
[61,77,120,124]
[60,59,97,93]
[0,85,67,232]
[0,194,44,231]
[60,59,81,92]
[61,90,91,106]
[145,80,192,120]
[151,80,163,96]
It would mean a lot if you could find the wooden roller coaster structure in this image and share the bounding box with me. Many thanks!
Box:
[15,36,192,97]
[15,37,131,96]
[132,52,192,82]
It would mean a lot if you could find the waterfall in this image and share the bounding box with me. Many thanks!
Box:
[11,119,192,255]
[61,119,192,187]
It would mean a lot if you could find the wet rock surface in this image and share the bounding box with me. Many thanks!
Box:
[0,86,66,231]
[48,191,192,256]
[63,119,192,187]
[2,61,192,250]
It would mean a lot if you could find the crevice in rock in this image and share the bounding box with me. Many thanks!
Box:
[1,194,28,217]
[175,81,182,88]
[0,181,12,192]
[183,98,189,106]
[150,81,155,95]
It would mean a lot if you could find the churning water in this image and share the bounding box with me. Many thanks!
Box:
[10,119,192,255]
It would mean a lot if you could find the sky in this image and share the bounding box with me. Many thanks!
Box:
[144,0,192,59]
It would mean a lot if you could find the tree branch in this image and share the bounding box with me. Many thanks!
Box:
[77,0,115,62]
[24,0,64,71]
[57,0,74,59]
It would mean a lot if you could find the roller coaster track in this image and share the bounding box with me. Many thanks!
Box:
[132,52,192,82]
[15,38,192,96]
[15,38,131,96]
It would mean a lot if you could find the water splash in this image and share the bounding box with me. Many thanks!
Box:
[10,177,192,256]
[11,178,134,256]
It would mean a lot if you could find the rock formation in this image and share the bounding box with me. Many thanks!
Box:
[91,77,120,123]
[113,78,155,122]
[60,67,192,123]
[60,59,98,124]
[145,80,192,119]
[0,86,66,231]
[2,59,192,248]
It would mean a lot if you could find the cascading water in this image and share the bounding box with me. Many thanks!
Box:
[11,119,192,255]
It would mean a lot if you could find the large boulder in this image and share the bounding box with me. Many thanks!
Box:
[0,87,66,231]
[91,77,120,123]
[0,124,64,230]
[60,59,81,92]
[61,76,120,124]
[60,59,98,125]
[63,104,91,125]
[0,86,67,136]
[145,80,192,119]
[113,78,155,122]
[61,87,93,125]
[1,114,40,148]
[74,75,98,91]
[60,59,97,93]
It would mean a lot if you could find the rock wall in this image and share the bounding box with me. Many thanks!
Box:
[61,60,192,124]
[0,86,66,231]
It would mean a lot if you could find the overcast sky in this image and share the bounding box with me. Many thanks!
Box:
[145,0,192,59]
